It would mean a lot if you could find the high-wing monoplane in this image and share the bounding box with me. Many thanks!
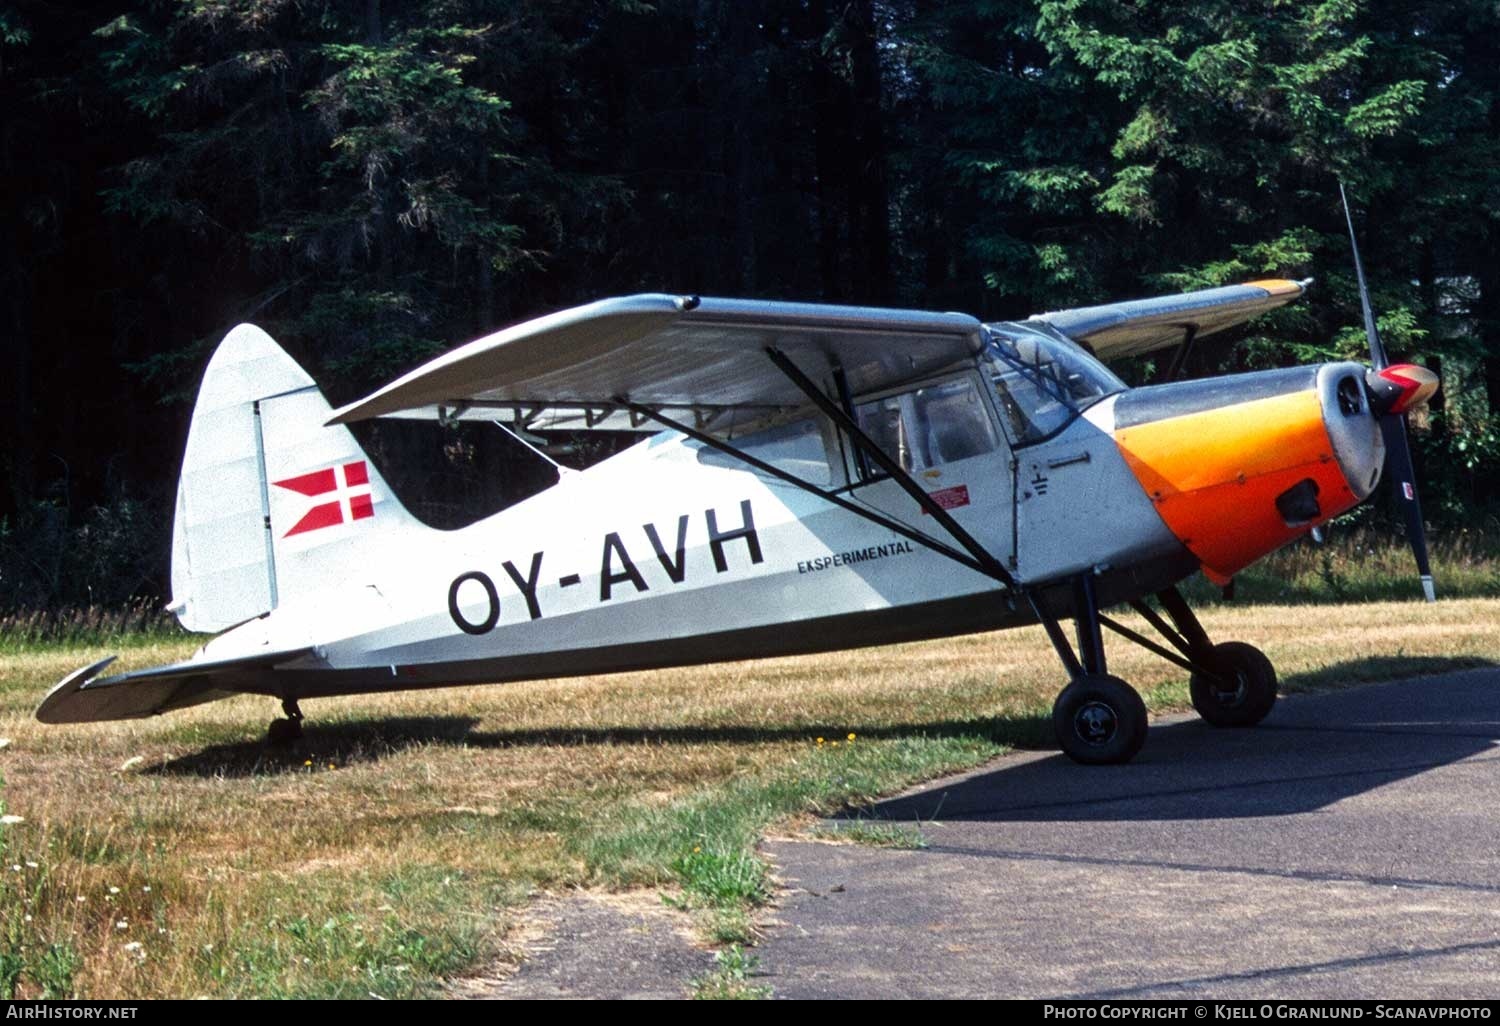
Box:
[37,214,1441,764]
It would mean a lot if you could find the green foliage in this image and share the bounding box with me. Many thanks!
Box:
[93,14,190,119]
[0,497,167,612]
[1154,229,1319,292]
[0,776,82,1000]
[672,844,769,906]
[0,7,30,49]
[1346,80,1427,139]
[84,2,618,395]
[693,944,772,1000]
[1180,528,1500,606]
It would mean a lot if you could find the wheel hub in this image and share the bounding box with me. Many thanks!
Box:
[1210,667,1248,707]
[1073,700,1118,746]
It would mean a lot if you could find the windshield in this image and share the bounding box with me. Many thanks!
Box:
[982,321,1126,445]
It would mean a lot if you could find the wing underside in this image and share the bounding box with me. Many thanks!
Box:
[1032,279,1309,361]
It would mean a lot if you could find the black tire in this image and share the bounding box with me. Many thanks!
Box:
[1189,641,1277,727]
[1052,674,1149,765]
[267,717,303,747]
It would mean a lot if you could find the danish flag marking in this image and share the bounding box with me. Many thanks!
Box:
[273,460,374,537]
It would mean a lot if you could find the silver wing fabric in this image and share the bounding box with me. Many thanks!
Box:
[328,295,985,432]
[328,280,1307,432]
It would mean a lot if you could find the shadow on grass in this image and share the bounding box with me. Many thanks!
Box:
[147,711,1054,779]
[1280,654,1496,693]
[146,655,1495,779]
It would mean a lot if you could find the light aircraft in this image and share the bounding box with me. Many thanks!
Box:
[36,202,1440,764]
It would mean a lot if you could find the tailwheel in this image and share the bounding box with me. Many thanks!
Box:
[1189,641,1277,727]
[1053,674,1148,765]
[266,717,302,746]
[267,698,305,747]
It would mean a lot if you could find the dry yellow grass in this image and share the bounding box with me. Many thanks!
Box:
[0,597,1497,997]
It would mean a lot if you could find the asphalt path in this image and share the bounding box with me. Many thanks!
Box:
[758,669,1500,999]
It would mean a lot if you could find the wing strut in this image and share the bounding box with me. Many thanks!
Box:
[1161,324,1198,382]
[617,399,1001,580]
[762,346,1018,590]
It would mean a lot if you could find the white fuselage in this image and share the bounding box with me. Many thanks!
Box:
[195,397,1186,697]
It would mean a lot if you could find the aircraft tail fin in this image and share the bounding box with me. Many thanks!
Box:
[169,324,420,633]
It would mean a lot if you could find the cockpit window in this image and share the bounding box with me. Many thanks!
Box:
[982,321,1125,445]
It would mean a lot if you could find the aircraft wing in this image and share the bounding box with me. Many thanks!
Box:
[327,295,985,433]
[35,647,315,724]
[1031,279,1309,361]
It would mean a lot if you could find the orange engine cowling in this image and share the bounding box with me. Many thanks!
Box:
[1111,364,1384,584]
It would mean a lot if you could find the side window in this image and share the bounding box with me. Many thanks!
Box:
[917,378,999,465]
[854,376,999,475]
[696,417,834,485]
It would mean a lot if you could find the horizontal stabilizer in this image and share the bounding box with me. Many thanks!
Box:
[1034,279,1309,361]
[35,647,315,725]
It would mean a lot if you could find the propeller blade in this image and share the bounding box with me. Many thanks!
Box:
[1339,182,1389,370]
[1380,414,1436,602]
[1340,182,1436,601]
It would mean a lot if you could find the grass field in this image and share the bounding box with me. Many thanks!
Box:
[1,590,1498,998]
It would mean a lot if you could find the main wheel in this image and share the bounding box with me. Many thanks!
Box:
[1189,641,1277,727]
[1052,674,1148,765]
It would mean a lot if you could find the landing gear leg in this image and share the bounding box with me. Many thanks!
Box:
[267,698,304,747]
[1149,587,1278,727]
[1035,575,1149,765]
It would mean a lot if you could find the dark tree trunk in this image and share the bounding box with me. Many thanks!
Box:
[726,1,762,293]
[6,288,34,513]
[1479,261,1500,420]
[847,0,892,304]
[809,0,845,301]
[477,151,494,334]
[1418,239,1446,439]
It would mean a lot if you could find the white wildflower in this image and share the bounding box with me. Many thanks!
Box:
[108,886,120,894]
[116,920,128,930]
